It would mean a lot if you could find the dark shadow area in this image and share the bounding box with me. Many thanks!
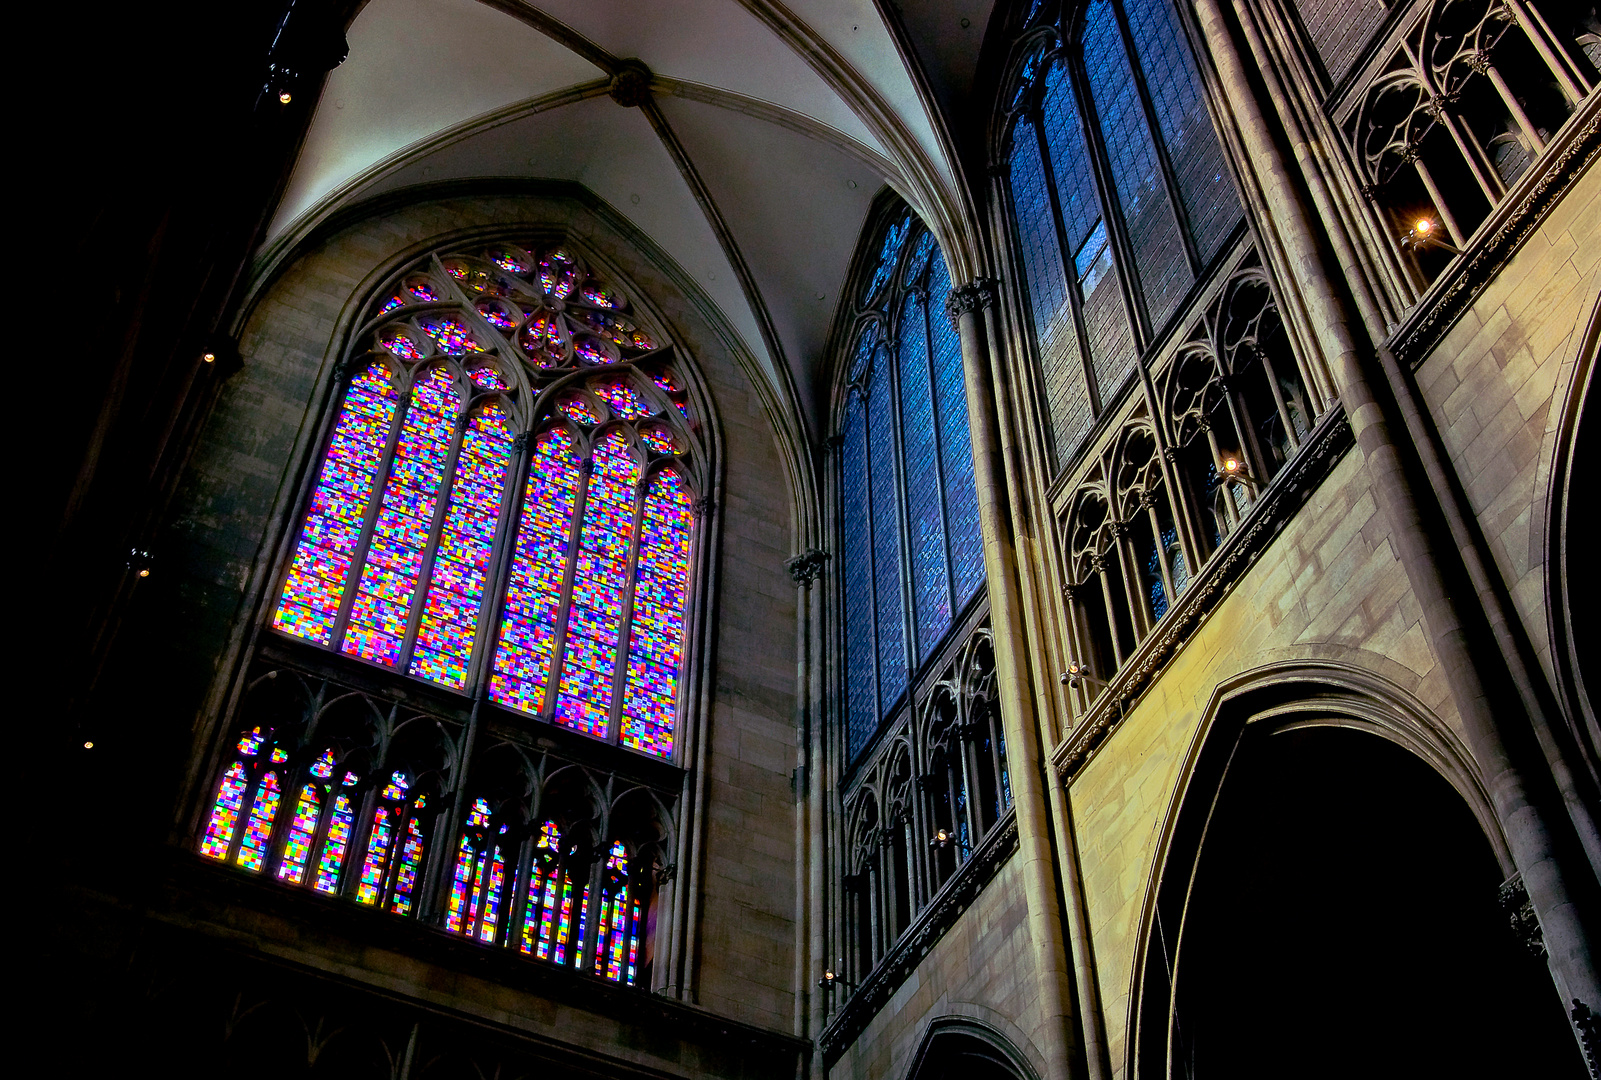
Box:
[1171,726,1583,1079]
[910,1030,1028,1080]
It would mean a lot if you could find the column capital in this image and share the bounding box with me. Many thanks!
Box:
[945,277,1000,327]
[785,548,831,587]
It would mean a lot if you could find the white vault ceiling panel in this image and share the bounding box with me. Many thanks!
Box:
[526,0,888,157]
[271,0,603,238]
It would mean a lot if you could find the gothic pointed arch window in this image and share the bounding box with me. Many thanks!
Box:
[268,240,700,760]
[998,0,1244,470]
[195,237,707,989]
[836,210,987,765]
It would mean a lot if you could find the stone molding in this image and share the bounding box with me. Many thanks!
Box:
[785,548,831,587]
[945,277,999,327]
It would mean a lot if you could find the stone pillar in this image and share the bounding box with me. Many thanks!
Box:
[948,279,1077,1080]
[1192,0,1601,1025]
[786,547,830,1080]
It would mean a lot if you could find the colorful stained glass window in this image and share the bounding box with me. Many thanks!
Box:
[555,430,638,739]
[315,792,355,894]
[237,771,281,872]
[622,469,691,757]
[491,428,582,715]
[638,425,678,456]
[418,316,481,355]
[410,403,513,689]
[200,761,250,860]
[594,841,639,984]
[276,783,322,884]
[272,365,399,645]
[468,364,509,390]
[446,799,507,942]
[592,378,652,419]
[839,216,987,764]
[391,809,427,916]
[557,393,600,425]
[521,820,577,964]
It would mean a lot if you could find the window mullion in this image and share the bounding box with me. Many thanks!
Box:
[1069,47,1152,356]
[1110,0,1204,277]
[542,433,594,721]
[853,393,883,726]
[396,396,472,672]
[330,371,412,649]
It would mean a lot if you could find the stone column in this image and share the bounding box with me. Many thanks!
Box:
[1192,0,1601,1024]
[948,280,1077,1080]
[786,547,830,1079]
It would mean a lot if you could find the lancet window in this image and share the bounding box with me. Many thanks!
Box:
[1344,0,1596,282]
[269,240,701,761]
[197,237,707,990]
[837,212,987,766]
[998,0,1243,471]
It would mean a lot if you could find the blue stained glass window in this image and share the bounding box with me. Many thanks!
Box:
[839,216,987,764]
[842,399,878,762]
[1083,0,1192,338]
[868,353,909,711]
[1122,0,1239,267]
[899,291,951,660]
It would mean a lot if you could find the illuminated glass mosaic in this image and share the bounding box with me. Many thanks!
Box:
[343,366,461,668]
[622,469,691,757]
[521,820,575,964]
[594,840,638,984]
[574,335,613,366]
[638,425,677,456]
[237,771,281,872]
[315,792,355,894]
[405,277,440,302]
[272,365,399,644]
[381,328,425,360]
[490,428,582,715]
[310,748,335,778]
[555,430,639,739]
[391,809,427,915]
[200,761,249,860]
[557,393,600,425]
[238,727,266,756]
[487,247,532,274]
[540,249,581,298]
[592,378,651,419]
[446,799,507,942]
[519,310,567,367]
[276,783,322,884]
[418,316,480,355]
[476,301,520,331]
[411,402,513,689]
[356,806,394,904]
[467,364,508,390]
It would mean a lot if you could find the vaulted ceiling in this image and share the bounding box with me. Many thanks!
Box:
[263,0,997,435]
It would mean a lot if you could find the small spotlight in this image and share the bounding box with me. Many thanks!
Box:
[930,828,953,850]
[84,741,95,749]
[128,548,154,578]
[203,351,216,364]
[279,90,293,104]
[1224,457,1241,473]
[1415,218,1432,235]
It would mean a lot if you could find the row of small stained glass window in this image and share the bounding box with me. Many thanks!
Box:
[842,220,987,763]
[1010,0,1241,469]
[271,243,695,760]
[199,727,642,984]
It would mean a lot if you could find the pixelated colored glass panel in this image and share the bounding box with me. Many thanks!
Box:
[468,363,509,390]
[868,351,908,713]
[237,772,281,872]
[445,799,492,933]
[343,367,461,668]
[1083,0,1191,332]
[557,393,599,424]
[622,469,691,757]
[200,761,249,859]
[1123,0,1239,266]
[487,246,533,274]
[238,728,266,756]
[356,806,395,904]
[594,841,636,984]
[491,428,583,716]
[841,400,877,763]
[591,378,652,418]
[582,282,622,308]
[865,215,910,301]
[555,431,639,739]
[519,311,566,367]
[411,403,513,689]
[381,328,425,360]
[521,821,576,964]
[310,748,336,778]
[540,249,581,299]
[390,813,427,915]
[417,316,481,355]
[927,256,986,607]
[575,336,614,366]
[447,803,507,942]
[315,793,355,894]
[276,783,322,884]
[638,425,678,456]
[898,290,952,663]
[272,365,398,645]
